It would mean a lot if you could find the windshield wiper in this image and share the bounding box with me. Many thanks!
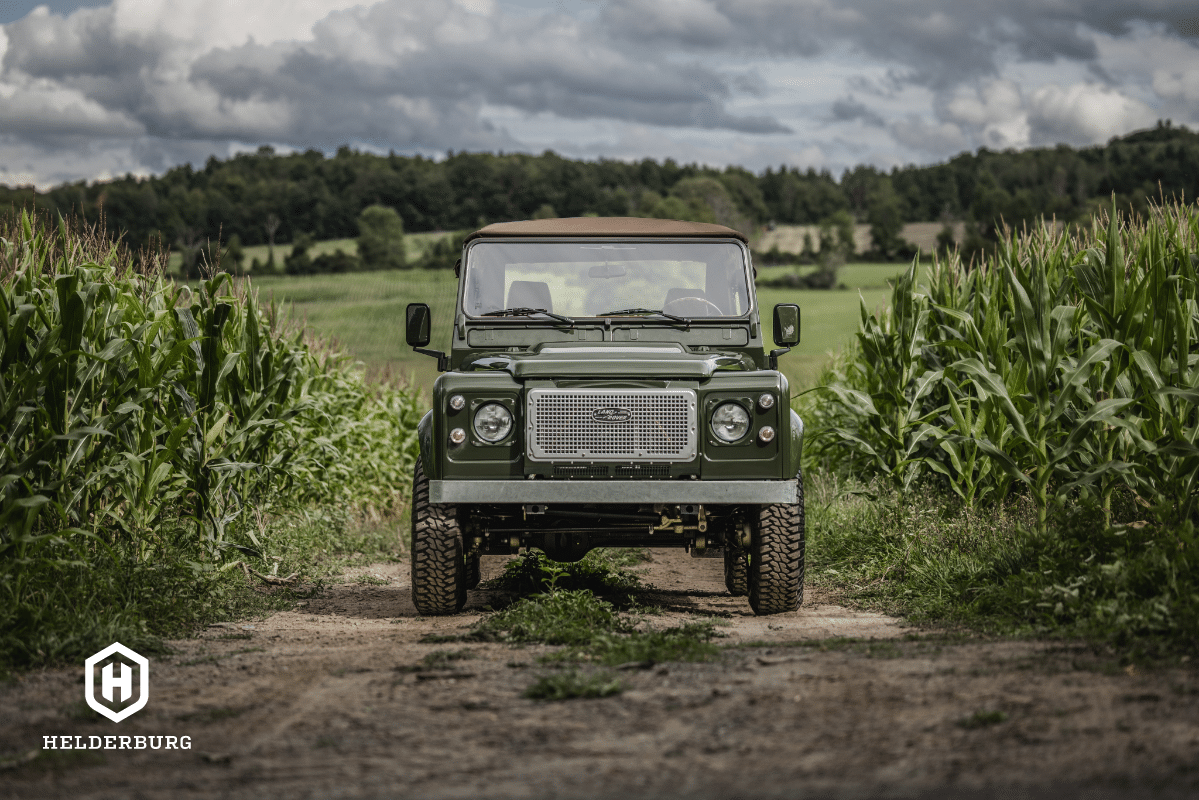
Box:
[481,307,575,326]
[597,307,691,325]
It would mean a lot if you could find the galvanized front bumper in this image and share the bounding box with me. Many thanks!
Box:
[429,479,799,505]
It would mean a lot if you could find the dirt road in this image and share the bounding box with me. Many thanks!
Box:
[3,550,1198,799]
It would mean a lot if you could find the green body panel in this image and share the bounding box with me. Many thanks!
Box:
[413,234,804,495]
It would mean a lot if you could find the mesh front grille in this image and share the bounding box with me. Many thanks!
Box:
[553,465,610,479]
[527,389,697,462]
[615,465,671,478]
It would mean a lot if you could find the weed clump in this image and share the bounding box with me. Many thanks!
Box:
[475,590,632,646]
[548,623,720,666]
[523,669,623,701]
[484,549,645,597]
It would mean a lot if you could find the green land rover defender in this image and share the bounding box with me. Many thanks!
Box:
[404,217,804,616]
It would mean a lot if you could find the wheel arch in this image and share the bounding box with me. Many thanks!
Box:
[786,408,805,478]
[417,410,439,479]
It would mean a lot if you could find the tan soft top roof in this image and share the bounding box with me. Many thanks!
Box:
[464,216,748,244]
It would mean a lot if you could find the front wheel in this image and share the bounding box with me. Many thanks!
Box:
[410,458,467,615]
[724,541,747,597]
[748,471,805,615]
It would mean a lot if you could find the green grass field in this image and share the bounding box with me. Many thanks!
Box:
[168,230,455,273]
[244,257,907,398]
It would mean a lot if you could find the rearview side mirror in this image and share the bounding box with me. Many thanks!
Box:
[773,303,800,347]
[406,303,431,347]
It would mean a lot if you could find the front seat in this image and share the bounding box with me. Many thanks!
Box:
[507,280,554,311]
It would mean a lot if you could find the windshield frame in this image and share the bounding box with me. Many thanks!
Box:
[458,236,756,323]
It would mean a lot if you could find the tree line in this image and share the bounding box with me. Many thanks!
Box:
[2,121,1195,264]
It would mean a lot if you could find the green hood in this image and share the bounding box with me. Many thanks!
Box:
[460,343,756,379]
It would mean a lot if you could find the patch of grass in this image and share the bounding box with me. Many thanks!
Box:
[356,574,389,586]
[805,472,1199,660]
[549,622,721,666]
[523,669,623,701]
[958,710,1008,729]
[586,547,653,569]
[474,590,632,646]
[484,549,644,599]
[472,584,719,668]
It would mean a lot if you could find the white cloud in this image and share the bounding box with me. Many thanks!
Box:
[1028,82,1156,145]
[941,79,1031,149]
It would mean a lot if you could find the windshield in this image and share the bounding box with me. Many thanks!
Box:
[462,241,751,319]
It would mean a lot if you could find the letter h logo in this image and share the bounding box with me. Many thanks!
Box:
[85,643,149,723]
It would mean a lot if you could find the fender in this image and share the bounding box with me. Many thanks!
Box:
[417,410,438,479]
[787,409,805,477]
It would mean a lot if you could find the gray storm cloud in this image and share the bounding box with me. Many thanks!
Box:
[0,0,1197,186]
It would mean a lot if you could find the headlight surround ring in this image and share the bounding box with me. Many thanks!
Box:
[473,402,513,443]
[710,402,751,443]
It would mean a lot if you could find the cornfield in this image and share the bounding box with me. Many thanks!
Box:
[808,200,1198,530]
[1,212,422,664]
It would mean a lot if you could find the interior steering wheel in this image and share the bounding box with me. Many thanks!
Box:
[662,296,723,317]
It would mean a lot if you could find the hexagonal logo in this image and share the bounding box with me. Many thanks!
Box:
[84,643,149,723]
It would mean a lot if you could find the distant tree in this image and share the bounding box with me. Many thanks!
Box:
[284,233,314,275]
[670,176,748,232]
[263,213,281,267]
[868,179,906,259]
[936,223,956,257]
[821,210,856,259]
[176,227,203,279]
[311,249,359,273]
[224,234,245,274]
[801,231,816,262]
[357,205,406,270]
[531,203,558,219]
[647,195,704,222]
[416,231,469,270]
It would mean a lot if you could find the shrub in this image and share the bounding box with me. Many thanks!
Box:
[357,206,406,270]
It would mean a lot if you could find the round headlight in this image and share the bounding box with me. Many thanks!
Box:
[711,402,750,442]
[473,403,513,442]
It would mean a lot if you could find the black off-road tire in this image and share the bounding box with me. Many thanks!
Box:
[724,542,748,596]
[410,458,467,615]
[748,471,806,616]
[465,551,482,589]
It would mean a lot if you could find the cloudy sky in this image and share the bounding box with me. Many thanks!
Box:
[1,0,1197,189]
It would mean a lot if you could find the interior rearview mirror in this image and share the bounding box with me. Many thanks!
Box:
[406,303,432,348]
[587,264,628,279]
[773,303,800,347]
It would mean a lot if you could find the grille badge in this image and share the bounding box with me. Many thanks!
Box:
[591,407,632,423]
